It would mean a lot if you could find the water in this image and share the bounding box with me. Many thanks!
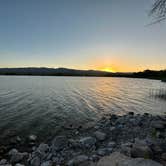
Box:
[0,76,166,140]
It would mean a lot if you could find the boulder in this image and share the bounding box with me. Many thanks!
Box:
[91,152,162,166]
[131,140,153,159]
[118,158,162,166]
[93,152,129,166]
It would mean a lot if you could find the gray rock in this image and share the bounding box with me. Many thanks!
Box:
[118,158,162,166]
[0,159,7,165]
[92,152,162,166]
[15,164,25,166]
[51,136,68,151]
[16,136,22,142]
[8,149,18,156]
[97,148,110,156]
[110,127,115,132]
[30,156,41,166]
[161,153,166,160]
[68,155,88,166]
[79,137,96,148]
[40,161,52,166]
[151,121,165,130]
[10,152,28,163]
[94,131,106,141]
[8,149,28,163]
[131,140,153,159]
[29,135,37,141]
[93,152,129,166]
[89,154,99,162]
[36,143,49,157]
[107,142,116,148]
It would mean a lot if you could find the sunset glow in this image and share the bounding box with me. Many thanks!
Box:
[101,67,115,73]
[0,1,165,71]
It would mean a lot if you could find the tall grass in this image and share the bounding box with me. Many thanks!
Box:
[150,88,166,100]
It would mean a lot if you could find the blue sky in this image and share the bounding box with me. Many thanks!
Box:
[0,0,166,72]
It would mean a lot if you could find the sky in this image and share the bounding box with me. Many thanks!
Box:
[0,0,166,72]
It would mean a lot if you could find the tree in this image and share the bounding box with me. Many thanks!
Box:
[150,0,166,22]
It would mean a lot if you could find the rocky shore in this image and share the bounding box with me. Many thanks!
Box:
[0,112,166,166]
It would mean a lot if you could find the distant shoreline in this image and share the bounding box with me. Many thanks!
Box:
[0,67,165,81]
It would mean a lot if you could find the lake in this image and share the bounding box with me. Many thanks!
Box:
[0,76,166,141]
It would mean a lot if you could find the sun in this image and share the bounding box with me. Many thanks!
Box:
[102,67,115,73]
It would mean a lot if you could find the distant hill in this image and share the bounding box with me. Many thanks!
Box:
[0,67,115,76]
[0,68,165,80]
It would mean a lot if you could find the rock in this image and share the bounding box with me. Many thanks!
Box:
[109,127,115,132]
[97,148,111,156]
[94,131,106,141]
[118,158,162,166]
[151,121,165,130]
[51,136,68,152]
[16,136,22,142]
[79,137,96,148]
[8,149,28,163]
[68,139,80,148]
[8,149,18,156]
[15,164,25,166]
[68,155,88,166]
[29,135,37,141]
[131,140,153,159]
[161,153,166,160]
[36,143,49,157]
[91,152,162,166]
[0,159,7,165]
[89,154,99,162]
[10,152,28,163]
[30,156,41,166]
[107,142,116,148]
[40,161,52,166]
[93,152,129,166]
[120,143,132,156]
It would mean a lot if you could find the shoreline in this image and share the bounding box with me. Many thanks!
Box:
[0,112,166,166]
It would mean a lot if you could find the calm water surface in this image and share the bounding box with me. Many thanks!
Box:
[0,76,166,140]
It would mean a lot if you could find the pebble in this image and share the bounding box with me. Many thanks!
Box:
[68,155,88,166]
[94,131,106,141]
[30,156,41,166]
[29,135,37,141]
[0,159,7,165]
[51,136,68,151]
[15,164,25,166]
[79,137,96,148]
